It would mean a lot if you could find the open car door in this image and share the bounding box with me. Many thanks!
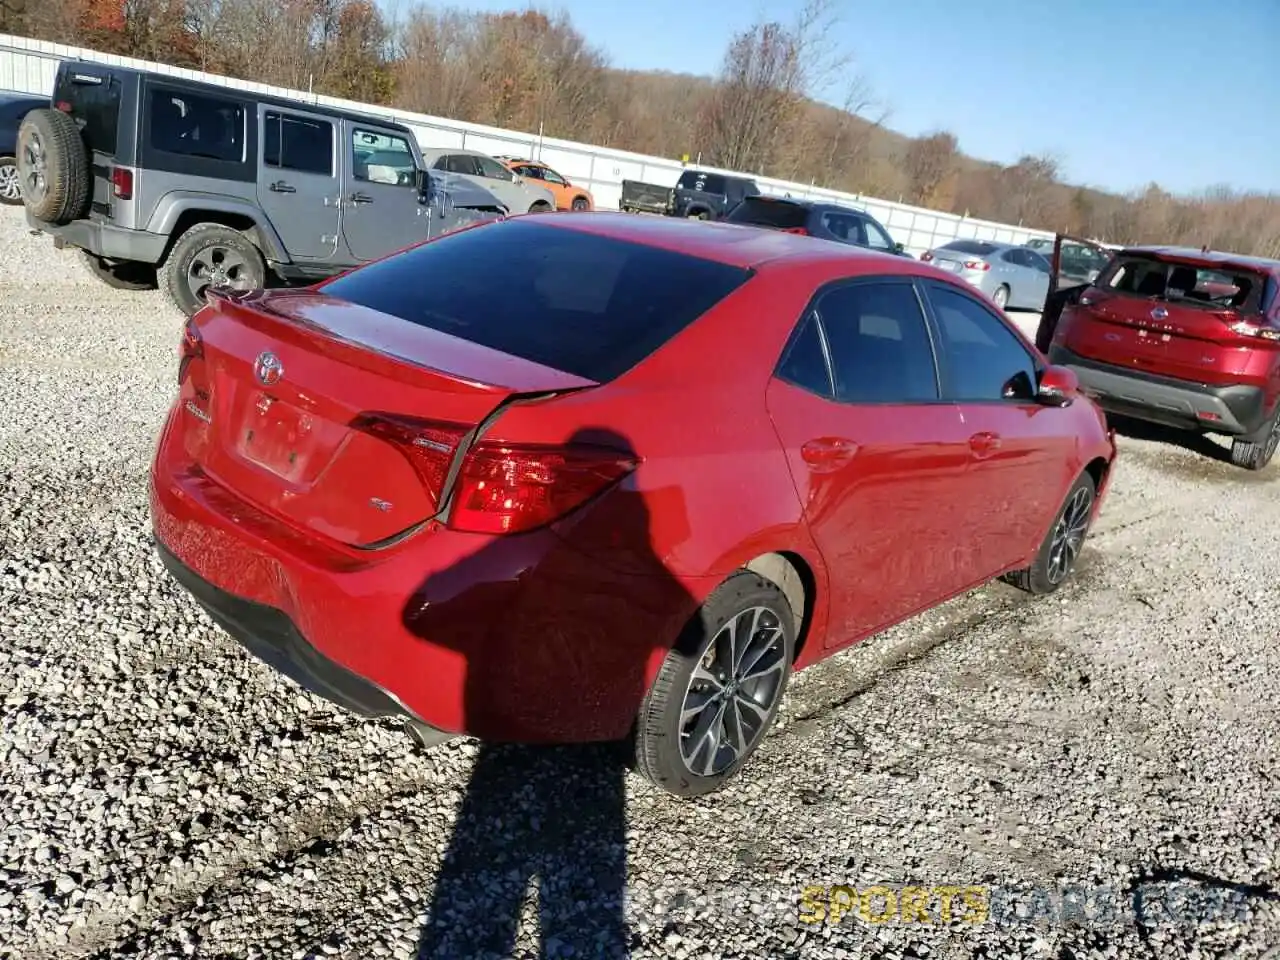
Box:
[1034,234,1117,354]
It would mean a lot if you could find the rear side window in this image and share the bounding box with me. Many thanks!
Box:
[725,197,809,230]
[814,282,939,403]
[52,72,121,155]
[678,171,727,194]
[263,112,333,176]
[941,240,998,257]
[149,89,245,162]
[319,219,753,382]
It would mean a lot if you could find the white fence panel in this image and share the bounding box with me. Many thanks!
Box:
[0,32,1059,256]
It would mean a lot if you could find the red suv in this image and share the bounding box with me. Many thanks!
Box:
[1045,242,1280,470]
[150,213,1116,797]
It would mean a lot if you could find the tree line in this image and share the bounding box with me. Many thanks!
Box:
[5,0,1278,257]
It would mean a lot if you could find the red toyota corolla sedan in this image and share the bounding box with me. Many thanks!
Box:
[150,213,1117,798]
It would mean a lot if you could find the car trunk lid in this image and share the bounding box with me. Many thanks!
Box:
[183,288,596,548]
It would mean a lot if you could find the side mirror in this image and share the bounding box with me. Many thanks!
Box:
[413,168,430,194]
[1036,365,1079,407]
[893,241,905,255]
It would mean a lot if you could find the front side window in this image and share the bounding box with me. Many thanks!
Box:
[351,129,415,186]
[863,218,894,250]
[927,284,1037,402]
[541,167,568,186]
[815,281,939,403]
[475,155,513,180]
[262,112,333,176]
[149,88,245,162]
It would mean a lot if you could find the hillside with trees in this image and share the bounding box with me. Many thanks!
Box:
[4,0,1278,256]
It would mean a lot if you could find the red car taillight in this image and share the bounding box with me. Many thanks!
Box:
[349,413,470,501]
[781,226,809,236]
[111,167,133,200]
[920,251,934,262]
[964,260,990,272]
[449,442,638,535]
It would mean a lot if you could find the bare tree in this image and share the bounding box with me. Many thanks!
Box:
[903,130,959,208]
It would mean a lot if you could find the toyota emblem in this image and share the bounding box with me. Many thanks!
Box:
[1151,306,1169,321]
[254,351,283,386]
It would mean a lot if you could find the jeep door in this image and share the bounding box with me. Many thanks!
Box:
[255,104,340,261]
[341,122,431,262]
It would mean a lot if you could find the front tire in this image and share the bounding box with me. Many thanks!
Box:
[1006,472,1096,595]
[159,223,265,317]
[634,571,794,798]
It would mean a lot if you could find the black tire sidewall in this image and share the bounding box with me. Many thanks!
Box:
[18,109,89,224]
[161,224,265,317]
[636,571,795,797]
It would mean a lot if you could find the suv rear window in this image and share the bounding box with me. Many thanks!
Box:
[1100,255,1266,312]
[940,240,998,256]
[724,197,809,230]
[52,71,121,156]
[678,171,727,194]
[318,219,753,382]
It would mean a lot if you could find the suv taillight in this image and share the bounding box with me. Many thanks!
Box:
[447,442,638,535]
[111,167,133,200]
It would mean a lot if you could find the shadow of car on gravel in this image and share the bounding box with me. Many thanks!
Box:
[1107,413,1233,466]
[407,428,690,958]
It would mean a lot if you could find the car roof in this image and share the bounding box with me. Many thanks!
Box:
[1118,245,1280,275]
[421,147,492,158]
[941,238,1012,253]
[518,212,924,274]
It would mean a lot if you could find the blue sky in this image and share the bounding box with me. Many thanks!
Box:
[382,0,1280,196]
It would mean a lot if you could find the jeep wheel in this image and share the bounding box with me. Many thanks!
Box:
[17,109,90,224]
[0,157,21,205]
[80,250,156,291]
[160,223,265,317]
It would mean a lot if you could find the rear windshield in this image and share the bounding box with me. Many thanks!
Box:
[724,196,809,230]
[53,70,122,156]
[940,240,998,256]
[1099,255,1266,312]
[318,219,753,382]
[678,171,727,194]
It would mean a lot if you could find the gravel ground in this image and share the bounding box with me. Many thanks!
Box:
[2,203,1279,960]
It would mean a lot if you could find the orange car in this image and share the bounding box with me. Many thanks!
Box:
[498,157,594,211]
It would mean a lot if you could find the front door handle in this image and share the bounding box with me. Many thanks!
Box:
[269,181,295,193]
[801,437,858,471]
[968,432,1002,458]
[350,192,374,205]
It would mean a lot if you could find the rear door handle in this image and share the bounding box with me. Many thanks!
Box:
[968,432,1002,457]
[350,192,374,205]
[801,437,859,471]
[269,181,296,193]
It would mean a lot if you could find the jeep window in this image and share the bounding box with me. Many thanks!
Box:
[474,155,513,180]
[678,171,727,194]
[263,112,333,176]
[863,217,895,251]
[352,129,415,186]
[52,73,121,155]
[149,89,245,163]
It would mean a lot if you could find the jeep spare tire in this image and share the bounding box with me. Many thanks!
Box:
[17,108,90,225]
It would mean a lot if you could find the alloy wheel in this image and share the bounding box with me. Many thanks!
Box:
[678,605,787,777]
[0,162,19,202]
[187,244,255,302]
[19,130,47,205]
[1046,485,1092,584]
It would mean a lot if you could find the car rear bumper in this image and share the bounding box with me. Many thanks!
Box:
[1048,345,1269,436]
[25,209,168,264]
[148,405,706,743]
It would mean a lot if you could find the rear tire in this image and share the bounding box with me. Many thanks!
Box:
[634,571,794,798]
[159,223,265,318]
[528,200,552,214]
[993,284,1010,310]
[81,250,156,291]
[17,108,90,225]
[1005,472,1096,595]
[0,156,21,205]
[1231,407,1280,471]
[571,195,590,211]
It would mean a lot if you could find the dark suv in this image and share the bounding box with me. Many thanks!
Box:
[1045,244,1280,470]
[670,170,760,220]
[1,92,47,205]
[723,195,907,255]
[18,61,506,315]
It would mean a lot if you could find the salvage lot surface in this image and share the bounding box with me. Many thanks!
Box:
[2,204,1279,960]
